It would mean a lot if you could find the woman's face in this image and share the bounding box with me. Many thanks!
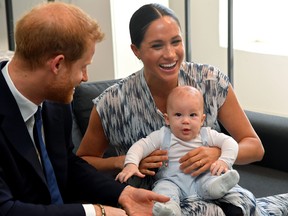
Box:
[132,16,185,84]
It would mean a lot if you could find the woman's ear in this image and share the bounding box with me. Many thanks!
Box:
[130,44,141,60]
[50,54,65,74]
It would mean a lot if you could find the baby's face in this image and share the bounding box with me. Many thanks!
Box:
[165,94,205,141]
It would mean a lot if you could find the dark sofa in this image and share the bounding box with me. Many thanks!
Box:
[72,79,288,198]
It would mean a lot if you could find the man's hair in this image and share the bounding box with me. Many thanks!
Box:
[14,2,104,68]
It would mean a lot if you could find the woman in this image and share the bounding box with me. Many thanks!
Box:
[77,3,275,215]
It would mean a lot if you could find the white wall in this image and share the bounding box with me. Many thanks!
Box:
[187,0,288,117]
[1,0,287,117]
[0,0,43,50]
[110,0,168,79]
[0,0,115,81]
[63,0,115,81]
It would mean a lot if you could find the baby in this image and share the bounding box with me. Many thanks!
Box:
[116,86,240,216]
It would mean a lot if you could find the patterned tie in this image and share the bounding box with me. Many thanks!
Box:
[34,106,63,204]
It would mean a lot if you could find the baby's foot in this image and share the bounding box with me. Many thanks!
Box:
[153,200,181,216]
[208,169,240,199]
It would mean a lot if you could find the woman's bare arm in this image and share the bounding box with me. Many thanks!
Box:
[218,84,264,164]
[77,107,125,171]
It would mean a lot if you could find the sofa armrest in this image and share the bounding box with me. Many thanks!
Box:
[245,111,288,172]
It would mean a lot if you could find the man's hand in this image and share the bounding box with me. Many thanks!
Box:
[118,186,170,216]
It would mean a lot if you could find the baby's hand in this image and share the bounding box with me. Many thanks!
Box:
[115,163,145,183]
[210,160,229,176]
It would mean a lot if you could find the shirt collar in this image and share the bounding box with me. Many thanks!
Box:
[2,61,38,122]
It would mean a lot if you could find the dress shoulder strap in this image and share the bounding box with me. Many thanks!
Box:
[161,126,171,150]
[160,126,171,167]
[199,127,209,146]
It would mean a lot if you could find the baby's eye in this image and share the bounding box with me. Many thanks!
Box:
[175,113,182,117]
[190,113,197,117]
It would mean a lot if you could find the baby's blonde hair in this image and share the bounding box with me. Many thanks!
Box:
[167,86,204,111]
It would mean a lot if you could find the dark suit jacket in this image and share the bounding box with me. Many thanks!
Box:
[0,61,126,216]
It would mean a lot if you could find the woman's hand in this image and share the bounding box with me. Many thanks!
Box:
[179,146,221,176]
[138,149,168,176]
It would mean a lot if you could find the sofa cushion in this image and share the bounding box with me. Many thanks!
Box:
[72,79,120,136]
[235,164,288,198]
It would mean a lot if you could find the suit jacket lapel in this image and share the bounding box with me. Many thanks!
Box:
[0,61,47,184]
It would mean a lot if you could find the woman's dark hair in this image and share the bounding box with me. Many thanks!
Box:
[129,3,181,48]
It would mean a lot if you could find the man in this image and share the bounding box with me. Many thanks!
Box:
[0,2,169,216]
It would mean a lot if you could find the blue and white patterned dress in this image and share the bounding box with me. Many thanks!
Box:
[93,61,288,215]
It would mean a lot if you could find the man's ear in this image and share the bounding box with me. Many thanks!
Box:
[130,44,141,60]
[50,55,65,74]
